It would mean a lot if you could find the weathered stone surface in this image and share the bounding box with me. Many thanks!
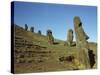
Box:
[88,49,95,68]
[74,16,89,48]
[77,48,90,69]
[67,29,73,46]
[59,55,75,62]
[73,16,91,69]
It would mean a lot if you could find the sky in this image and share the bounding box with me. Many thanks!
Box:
[13,1,97,42]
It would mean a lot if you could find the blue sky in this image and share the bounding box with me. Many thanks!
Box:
[13,1,97,42]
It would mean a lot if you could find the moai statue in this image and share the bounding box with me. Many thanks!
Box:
[30,27,34,32]
[67,29,73,46]
[73,16,91,69]
[47,29,54,44]
[38,30,41,35]
[25,24,28,31]
[74,16,89,48]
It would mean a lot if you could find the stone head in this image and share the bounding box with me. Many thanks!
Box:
[74,16,81,28]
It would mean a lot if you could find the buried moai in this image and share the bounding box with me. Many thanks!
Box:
[73,16,95,69]
[30,27,34,32]
[25,24,28,31]
[47,29,54,44]
[67,29,74,46]
[38,30,42,35]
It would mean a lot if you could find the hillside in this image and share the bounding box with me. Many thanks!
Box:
[13,25,97,73]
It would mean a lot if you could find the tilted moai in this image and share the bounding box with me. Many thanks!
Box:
[25,24,28,31]
[74,16,89,48]
[67,29,73,46]
[73,16,95,69]
[30,27,34,32]
[47,29,54,44]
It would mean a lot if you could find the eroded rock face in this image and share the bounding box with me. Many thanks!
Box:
[67,29,73,46]
[88,49,95,68]
[59,55,75,62]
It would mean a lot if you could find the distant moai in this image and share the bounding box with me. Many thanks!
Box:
[73,16,92,69]
[25,24,28,31]
[38,30,41,35]
[47,29,54,44]
[67,29,73,46]
[30,27,34,32]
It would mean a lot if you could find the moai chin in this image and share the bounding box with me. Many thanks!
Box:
[67,29,73,46]
[73,16,90,69]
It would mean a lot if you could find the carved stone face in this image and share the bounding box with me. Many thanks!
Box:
[74,16,81,27]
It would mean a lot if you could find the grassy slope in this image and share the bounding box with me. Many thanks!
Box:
[14,25,97,73]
